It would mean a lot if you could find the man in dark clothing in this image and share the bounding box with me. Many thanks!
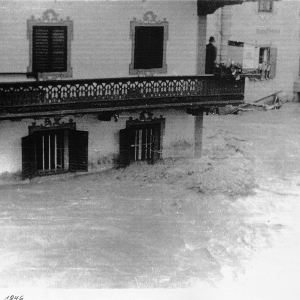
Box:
[205,36,217,74]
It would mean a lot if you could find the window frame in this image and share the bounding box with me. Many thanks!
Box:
[257,45,277,79]
[258,0,273,13]
[22,120,89,179]
[259,47,270,65]
[119,113,165,167]
[27,9,73,80]
[129,11,168,76]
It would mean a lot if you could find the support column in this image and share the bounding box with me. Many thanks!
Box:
[197,15,207,75]
[194,112,204,158]
[220,5,233,64]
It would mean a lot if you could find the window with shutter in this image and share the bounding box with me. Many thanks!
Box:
[119,118,164,168]
[33,26,67,73]
[257,46,277,79]
[27,9,73,79]
[134,27,164,70]
[22,127,88,179]
[129,11,168,75]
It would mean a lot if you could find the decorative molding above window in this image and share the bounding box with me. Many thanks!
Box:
[127,111,165,126]
[27,9,73,80]
[129,11,168,76]
[28,117,76,135]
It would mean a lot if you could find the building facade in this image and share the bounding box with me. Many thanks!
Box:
[0,0,246,179]
[207,0,300,103]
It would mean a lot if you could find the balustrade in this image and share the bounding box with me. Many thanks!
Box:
[0,76,244,118]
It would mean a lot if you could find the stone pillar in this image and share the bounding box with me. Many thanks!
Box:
[220,6,233,64]
[195,16,207,157]
[197,15,207,75]
[194,112,204,158]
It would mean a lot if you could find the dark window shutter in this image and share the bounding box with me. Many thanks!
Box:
[151,124,161,164]
[119,128,131,168]
[33,27,51,72]
[69,130,89,172]
[51,27,68,72]
[22,134,37,179]
[134,26,164,70]
[32,26,67,73]
[269,47,277,79]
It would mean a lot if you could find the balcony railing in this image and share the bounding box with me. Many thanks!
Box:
[0,75,244,119]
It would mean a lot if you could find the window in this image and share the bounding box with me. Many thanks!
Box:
[134,26,164,70]
[259,47,270,64]
[258,0,273,12]
[32,26,67,73]
[22,125,88,179]
[27,9,73,79]
[129,11,168,75]
[258,47,277,79]
[119,114,165,167]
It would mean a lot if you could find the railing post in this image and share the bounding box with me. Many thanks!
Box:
[194,111,204,158]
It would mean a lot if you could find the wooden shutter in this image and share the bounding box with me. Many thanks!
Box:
[119,128,131,168]
[69,130,89,172]
[32,26,67,73]
[151,124,161,164]
[134,26,164,70]
[33,26,51,72]
[269,47,277,79]
[22,134,37,179]
[51,27,68,72]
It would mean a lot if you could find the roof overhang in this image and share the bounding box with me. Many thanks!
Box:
[197,0,257,16]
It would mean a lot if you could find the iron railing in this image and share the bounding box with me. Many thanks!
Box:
[0,75,245,118]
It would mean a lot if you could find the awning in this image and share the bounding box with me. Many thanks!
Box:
[197,0,256,16]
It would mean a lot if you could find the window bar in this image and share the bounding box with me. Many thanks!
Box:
[149,129,152,159]
[54,134,57,170]
[42,135,45,171]
[49,133,51,170]
[60,134,63,169]
[138,129,142,160]
[134,130,137,161]
[145,128,148,160]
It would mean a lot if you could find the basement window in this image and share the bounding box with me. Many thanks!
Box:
[119,115,165,167]
[22,127,88,179]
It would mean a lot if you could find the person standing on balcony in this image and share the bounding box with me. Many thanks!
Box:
[205,36,217,74]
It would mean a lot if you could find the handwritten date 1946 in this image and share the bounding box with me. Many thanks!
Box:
[4,296,23,300]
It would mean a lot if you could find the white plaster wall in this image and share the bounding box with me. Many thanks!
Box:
[207,1,300,102]
[206,8,222,63]
[0,108,195,174]
[0,119,32,174]
[0,0,198,80]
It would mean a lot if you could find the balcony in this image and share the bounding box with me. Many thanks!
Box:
[0,75,245,120]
